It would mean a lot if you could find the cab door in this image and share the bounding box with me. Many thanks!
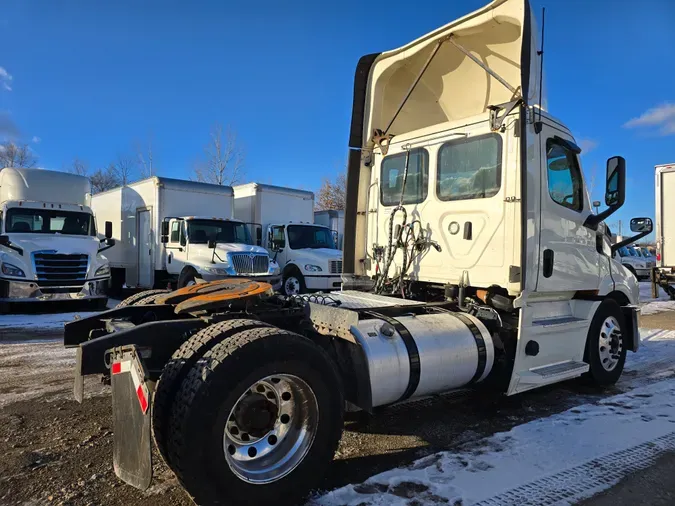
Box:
[166,219,187,276]
[536,126,599,292]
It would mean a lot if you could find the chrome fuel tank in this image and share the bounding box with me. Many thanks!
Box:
[350,312,494,407]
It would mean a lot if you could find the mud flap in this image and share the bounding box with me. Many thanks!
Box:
[110,346,154,490]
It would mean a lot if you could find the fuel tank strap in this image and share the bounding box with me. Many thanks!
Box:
[364,311,421,402]
[452,312,487,383]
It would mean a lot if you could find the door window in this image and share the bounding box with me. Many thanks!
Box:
[170,221,181,243]
[437,134,502,201]
[546,138,584,211]
[269,226,285,249]
[380,148,428,206]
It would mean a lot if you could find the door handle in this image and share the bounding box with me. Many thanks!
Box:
[463,222,473,240]
[543,249,554,278]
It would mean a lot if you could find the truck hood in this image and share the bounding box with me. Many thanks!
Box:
[354,0,540,145]
[189,243,269,265]
[293,248,342,264]
[3,233,102,256]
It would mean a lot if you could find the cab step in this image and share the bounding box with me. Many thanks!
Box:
[512,361,589,394]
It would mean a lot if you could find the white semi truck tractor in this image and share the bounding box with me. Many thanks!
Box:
[0,167,113,312]
[64,1,652,504]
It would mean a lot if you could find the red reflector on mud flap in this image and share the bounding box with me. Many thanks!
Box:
[112,362,122,375]
[136,384,149,414]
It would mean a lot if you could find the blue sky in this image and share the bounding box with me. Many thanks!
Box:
[1,0,673,232]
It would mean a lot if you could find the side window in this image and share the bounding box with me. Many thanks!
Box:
[546,138,583,211]
[170,221,180,243]
[179,222,187,247]
[380,148,428,206]
[269,226,285,249]
[437,134,502,201]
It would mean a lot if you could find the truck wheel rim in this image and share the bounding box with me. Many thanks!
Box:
[599,316,622,372]
[223,374,319,484]
[284,277,300,295]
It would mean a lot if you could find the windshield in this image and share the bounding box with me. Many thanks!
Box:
[627,247,638,257]
[187,219,253,245]
[287,225,336,250]
[4,208,95,236]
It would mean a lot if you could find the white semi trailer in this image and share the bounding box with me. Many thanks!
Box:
[0,167,113,311]
[91,177,281,292]
[66,1,652,505]
[233,183,343,295]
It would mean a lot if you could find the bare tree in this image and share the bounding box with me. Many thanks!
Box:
[113,154,136,185]
[192,123,244,185]
[316,172,346,211]
[69,157,89,176]
[0,141,37,168]
[136,136,155,179]
[90,164,120,194]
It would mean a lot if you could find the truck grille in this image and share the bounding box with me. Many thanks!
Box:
[32,252,89,287]
[229,253,269,275]
[330,260,343,274]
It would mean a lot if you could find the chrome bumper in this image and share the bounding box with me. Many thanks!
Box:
[0,277,109,302]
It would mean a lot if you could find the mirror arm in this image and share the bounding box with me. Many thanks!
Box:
[584,205,620,230]
[611,230,651,254]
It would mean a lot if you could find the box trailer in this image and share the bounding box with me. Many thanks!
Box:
[233,183,342,295]
[0,167,113,311]
[652,163,675,297]
[314,209,345,249]
[92,177,280,292]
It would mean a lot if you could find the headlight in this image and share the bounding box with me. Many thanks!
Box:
[95,265,111,277]
[304,264,323,272]
[636,263,646,269]
[203,266,229,275]
[1,262,25,277]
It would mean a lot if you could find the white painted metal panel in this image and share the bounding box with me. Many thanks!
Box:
[137,209,153,288]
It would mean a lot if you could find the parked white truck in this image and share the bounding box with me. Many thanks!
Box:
[233,183,343,295]
[615,245,654,280]
[0,167,113,311]
[314,209,345,249]
[91,177,281,292]
[66,1,653,505]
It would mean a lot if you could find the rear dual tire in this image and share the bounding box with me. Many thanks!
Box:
[165,326,344,506]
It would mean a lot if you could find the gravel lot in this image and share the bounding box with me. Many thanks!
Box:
[0,302,674,506]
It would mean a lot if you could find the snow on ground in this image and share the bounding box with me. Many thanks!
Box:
[314,377,675,506]
[0,299,120,330]
[639,281,675,315]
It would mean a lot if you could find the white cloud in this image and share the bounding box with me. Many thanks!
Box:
[624,103,675,136]
[0,66,12,91]
[32,136,41,144]
[578,138,598,154]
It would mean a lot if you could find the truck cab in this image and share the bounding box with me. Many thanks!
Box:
[162,216,281,290]
[267,222,343,295]
[0,167,113,310]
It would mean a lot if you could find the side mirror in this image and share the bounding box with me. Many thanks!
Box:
[605,156,626,208]
[105,238,115,247]
[584,156,626,229]
[612,216,653,254]
[207,239,217,249]
[256,228,263,247]
[160,220,169,239]
[160,235,169,244]
[630,217,653,234]
[0,235,10,247]
[104,221,113,239]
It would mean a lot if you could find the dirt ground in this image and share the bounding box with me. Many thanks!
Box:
[0,311,673,505]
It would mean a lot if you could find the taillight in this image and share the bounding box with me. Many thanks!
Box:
[657,253,661,262]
